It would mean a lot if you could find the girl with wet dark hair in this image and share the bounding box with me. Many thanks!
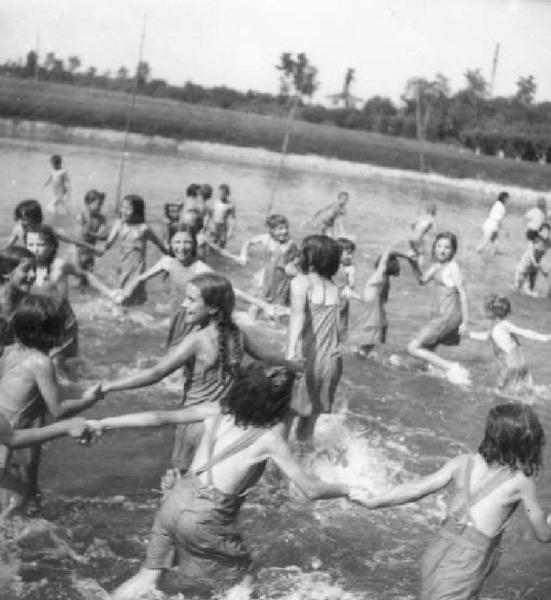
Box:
[287,234,342,441]
[353,403,551,599]
[0,295,101,514]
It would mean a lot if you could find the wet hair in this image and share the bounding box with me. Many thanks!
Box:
[336,237,356,254]
[26,224,59,265]
[84,190,106,206]
[0,247,35,283]
[539,223,550,233]
[14,199,43,226]
[375,253,400,277]
[170,223,198,259]
[478,403,545,477]
[164,202,183,221]
[431,231,458,260]
[484,293,511,319]
[189,273,241,382]
[201,184,213,200]
[497,191,509,203]
[219,183,230,195]
[181,208,204,234]
[265,214,289,230]
[221,363,296,428]
[10,295,64,353]
[186,184,201,198]
[123,194,145,224]
[337,190,349,203]
[50,154,62,169]
[533,234,547,247]
[300,235,340,278]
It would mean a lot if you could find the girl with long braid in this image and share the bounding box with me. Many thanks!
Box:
[96,273,302,474]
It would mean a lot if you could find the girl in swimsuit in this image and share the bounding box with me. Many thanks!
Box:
[469,293,551,397]
[308,191,349,238]
[100,194,168,306]
[287,235,342,442]
[0,295,101,514]
[408,232,469,382]
[94,273,303,474]
[352,403,551,600]
[85,363,360,599]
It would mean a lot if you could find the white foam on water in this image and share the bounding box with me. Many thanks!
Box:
[446,363,471,387]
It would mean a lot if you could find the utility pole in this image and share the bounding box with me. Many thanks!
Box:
[489,43,500,97]
[415,81,425,172]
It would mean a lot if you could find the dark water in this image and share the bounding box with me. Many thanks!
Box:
[1,139,551,599]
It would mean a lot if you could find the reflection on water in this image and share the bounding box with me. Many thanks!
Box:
[1,140,551,599]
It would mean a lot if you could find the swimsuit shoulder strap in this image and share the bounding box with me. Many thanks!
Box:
[193,416,266,486]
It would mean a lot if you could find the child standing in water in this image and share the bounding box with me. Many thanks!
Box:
[96,273,302,474]
[240,214,299,306]
[287,235,342,442]
[408,203,437,268]
[357,251,400,358]
[308,191,349,238]
[209,183,236,249]
[514,234,548,296]
[352,403,551,600]
[162,203,184,247]
[335,237,358,338]
[42,154,71,215]
[476,191,509,255]
[408,232,469,383]
[101,194,168,306]
[0,295,101,514]
[75,190,108,275]
[469,293,551,397]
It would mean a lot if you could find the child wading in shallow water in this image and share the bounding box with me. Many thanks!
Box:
[308,190,349,238]
[85,364,360,600]
[287,235,342,442]
[408,232,469,384]
[100,194,168,306]
[514,234,548,297]
[352,403,551,600]
[0,296,101,514]
[42,154,71,216]
[75,190,108,275]
[469,293,551,398]
[95,273,302,474]
[476,191,508,255]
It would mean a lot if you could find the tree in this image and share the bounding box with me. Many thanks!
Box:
[515,75,537,105]
[67,55,81,74]
[402,73,450,139]
[464,68,488,98]
[25,51,38,77]
[44,52,56,71]
[136,61,151,86]
[117,66,129,80]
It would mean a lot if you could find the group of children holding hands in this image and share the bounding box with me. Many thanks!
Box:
[1,156,551,599]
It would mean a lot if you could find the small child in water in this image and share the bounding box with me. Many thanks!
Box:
[43,154,71,215]
[514,234,548,297]
[335,238,357,338]
[209,183,236,249]
[476,191,509,255]
[357,251,400,358]
[469,293,551,397]
[309,191,349,238]
[76,190,108,275]
[352,403,551,599]
[162,203,184,247]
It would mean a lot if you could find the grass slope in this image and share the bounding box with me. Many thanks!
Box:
[1,75,550,190]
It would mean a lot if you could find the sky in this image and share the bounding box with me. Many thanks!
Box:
[1,0,551,105]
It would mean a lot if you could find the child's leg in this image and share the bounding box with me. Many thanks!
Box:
[407,339,456,372]
[111,567,162,600]
[295,413,320,442]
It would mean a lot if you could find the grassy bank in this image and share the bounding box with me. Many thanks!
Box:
[1,75,550,190]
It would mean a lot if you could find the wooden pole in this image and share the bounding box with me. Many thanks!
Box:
[267,93,299,215]
[114,15,147,216]
[415,81,425,173]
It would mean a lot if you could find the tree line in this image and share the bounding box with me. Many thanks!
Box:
[1,50,550,165]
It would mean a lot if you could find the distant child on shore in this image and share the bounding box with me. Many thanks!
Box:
[352,403,551,599]
[469,293,551,397]
[43,154,71,215]
[209,184,236,249]
[308,191,349,238]
[100,194,168,305]
[408,232,469,384]
[514,234,548,296]
[476,191,509,255]
[76,190,108,276]
[357,251,400,358]
[162,203,184,247]
[335,237,358,337]
[0,295,101,514]
[240,214,299,306]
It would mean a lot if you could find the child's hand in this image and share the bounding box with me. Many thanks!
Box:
[458,323,468,336]
[83,383,104,405]
[110,288,126,305]
[66,417,89,439]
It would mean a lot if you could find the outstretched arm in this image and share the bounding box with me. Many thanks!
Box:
[239,234,268,264]
[145,225,170,255]
[520,477,551,542]
[504,321,551,343]
[469,331,490,341]
[351,456,460,509]
[286,276,308,359]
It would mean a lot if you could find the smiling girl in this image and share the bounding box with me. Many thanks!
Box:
[407,232,469,381]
